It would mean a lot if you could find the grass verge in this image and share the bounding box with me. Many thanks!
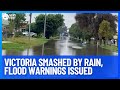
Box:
[2,37,49,50]
[100,44,118,52]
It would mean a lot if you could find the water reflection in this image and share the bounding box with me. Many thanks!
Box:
[42,44,44,55]
[55,37,76,55]
[2,36,118,56]
[22,48,34,55]
[2,50,6,55]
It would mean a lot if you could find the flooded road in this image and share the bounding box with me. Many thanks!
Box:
[2,37,118,56]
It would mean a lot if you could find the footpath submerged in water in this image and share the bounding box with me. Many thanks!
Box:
[2,39,117,55]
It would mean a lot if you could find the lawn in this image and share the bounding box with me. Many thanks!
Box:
[2,37,49,50]
[100,44,118,52]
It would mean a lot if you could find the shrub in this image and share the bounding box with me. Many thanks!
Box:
[15,31,23,37]
[50,36,59,40]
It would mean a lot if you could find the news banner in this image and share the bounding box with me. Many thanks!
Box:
[1,11,120,79]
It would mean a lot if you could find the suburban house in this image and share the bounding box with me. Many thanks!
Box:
[2,19,29,32]
[2,19,9,33]
[17,21,28,32]
[2,19,9,40]
[2,18,29,39]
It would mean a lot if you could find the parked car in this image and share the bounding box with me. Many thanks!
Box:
[22,31,37,37]
[22,31,28,36]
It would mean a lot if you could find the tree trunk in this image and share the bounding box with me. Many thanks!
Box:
[117,39,118,46]
[99,39,102,45]
[103,39,106,46]
[12,28,17,39]
[88,39,91,44]
[12,32,15,39]
[94,38,97,44]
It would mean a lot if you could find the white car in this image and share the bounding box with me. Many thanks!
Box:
[22,31,37,37]
[22,31,28,35]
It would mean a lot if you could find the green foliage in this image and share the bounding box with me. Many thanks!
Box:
[98,20,113,39]
[58,23,67,34]
[14,13,26,30]
[50,36,59,40]
[75,13,118,40]
[2,43,25,50]
[69,23,81,38]
[7,13,26,35]
[69,23,92,41]
[100,44,118,52]
[15,31,23,37]
[3,37,49,50]
[9,21,14,33]
[26,22,37,33]
[35,14,64,39]
[26,14,64,39]
[35,33,44,38]
[75,13,95,29]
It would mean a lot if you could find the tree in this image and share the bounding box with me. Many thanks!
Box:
[82,27,93,43]
[14,13,26,31]
[98,20,113,45]
[7,13,15,34]
[75,13,95,42]
[75,13,118,44]
[26,22,37,33]
[69,22,93,43]
[75,13,95,29]
[35,14,64,39]
[69,23,82,41]
[93,14,117,44]
[58,23,67,38]
[7,13,26,38]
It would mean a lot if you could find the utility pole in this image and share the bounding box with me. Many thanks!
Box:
[27,13,32,56]
[29,13,32,42]
[44,13,47,38]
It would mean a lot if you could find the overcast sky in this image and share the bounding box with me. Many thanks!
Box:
[25,13,76,28]
[25,13,118,29]
[2,12,118,29]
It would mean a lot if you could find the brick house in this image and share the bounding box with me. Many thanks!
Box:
[2,19,9,40]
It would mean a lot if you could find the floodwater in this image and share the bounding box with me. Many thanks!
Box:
[2,37,118,56]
